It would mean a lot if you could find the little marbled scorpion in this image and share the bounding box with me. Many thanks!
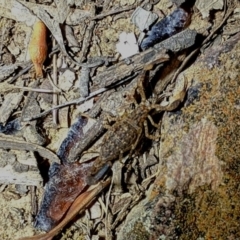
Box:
[87,66,188,185]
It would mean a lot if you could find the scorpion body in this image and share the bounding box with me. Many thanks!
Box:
[100,102,152,162]
[87,70,188,184]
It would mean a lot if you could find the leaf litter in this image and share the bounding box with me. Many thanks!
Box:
[0,0,238,239]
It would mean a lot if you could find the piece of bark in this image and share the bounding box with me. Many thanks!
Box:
[91,49,169,90]
[58,95,69,128]
[0,134,60,164]
[140,8,190,50]
[78,20,95,62]
[91,29,197,90]
[57,116,88,163]
[34,159,107,232]
[64,25,80,52]
[60,91,114,163]
[0,92,23,124]
[53,0,70,23]
[0,165,41,186]
[79,66,91,97]
[21,81,46,145]
[0,64,20,82]
[0,149,42,186]
[154,28,197,52]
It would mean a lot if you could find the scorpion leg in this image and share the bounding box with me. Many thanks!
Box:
[118,151,124,164]
[144,120,161,140]
[128,127,143,159]
[165,75,188,111]
[136,70,147,101]
[147,115,161,128]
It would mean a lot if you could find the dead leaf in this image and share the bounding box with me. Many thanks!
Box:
[64,25,80,52]
[0,0,36,26]
[28,21,48,78]
[53,0,70,23]
[196,0,224,18]
[33,8,82,65]
[58,69,75,91]
[0,0,91,25]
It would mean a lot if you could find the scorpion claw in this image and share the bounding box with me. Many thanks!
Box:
[162,75,189,111]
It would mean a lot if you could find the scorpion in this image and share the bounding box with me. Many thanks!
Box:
[86,67,188,185]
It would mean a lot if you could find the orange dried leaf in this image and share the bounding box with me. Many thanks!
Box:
[28,21,48,78]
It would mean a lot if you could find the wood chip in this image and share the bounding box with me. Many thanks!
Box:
[0,149,42,186]
[0,91,23,124]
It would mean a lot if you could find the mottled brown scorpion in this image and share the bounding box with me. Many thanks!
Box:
[87,68,188,185]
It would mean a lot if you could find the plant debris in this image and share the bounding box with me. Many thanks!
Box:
[196,0,224,18]
[140,8,190,50]
[28,21,48,78]
[0,0,238,239]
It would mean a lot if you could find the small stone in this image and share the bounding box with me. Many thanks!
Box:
[89,202,102,219]
[15,184,28,195]
[7,41,20,56]
[58,69,76,91]
[116,32,139,59]
[131,6,158,31]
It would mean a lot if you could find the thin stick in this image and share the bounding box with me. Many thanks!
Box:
[105,176,114,240]
[22,73,137,121]
[91,5,136,20]
[52,39,58,125]
[6,85,61,93]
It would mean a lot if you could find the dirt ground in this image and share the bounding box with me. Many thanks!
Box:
[0,0,239,239]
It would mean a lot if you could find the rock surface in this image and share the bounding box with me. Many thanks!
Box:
[118,32,240,240]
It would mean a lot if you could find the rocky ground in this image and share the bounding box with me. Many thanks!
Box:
[0,0,239,239]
